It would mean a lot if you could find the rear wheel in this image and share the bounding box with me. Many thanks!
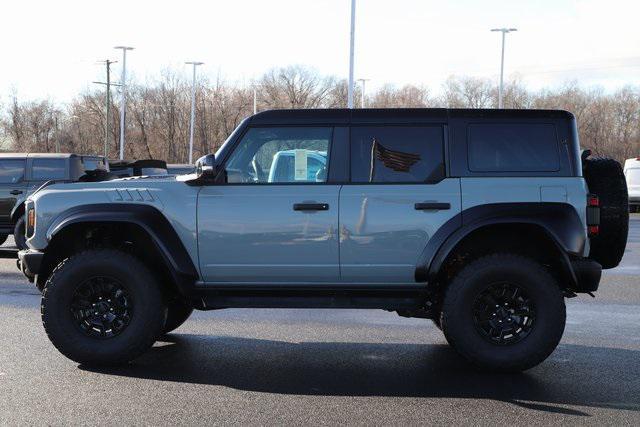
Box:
[41,249,166,366]
[441,254,565,372]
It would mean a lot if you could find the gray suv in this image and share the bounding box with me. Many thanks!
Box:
[0,153,107,249]
[17,109,629,372]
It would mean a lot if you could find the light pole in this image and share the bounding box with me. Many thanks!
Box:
[186,61,204,164]
[251,83,261,115]
[357,78,369,108]
[114,46,134,159]
[490,28,516,108]
[347,0,356,108]
[93,60,119,157]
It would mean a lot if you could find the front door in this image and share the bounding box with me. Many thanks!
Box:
[198,126,340,283]
[339,125,461,283]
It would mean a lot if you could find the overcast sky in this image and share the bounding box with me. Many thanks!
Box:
[2,0,639,102]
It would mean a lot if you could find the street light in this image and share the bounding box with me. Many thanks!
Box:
[114,46,134,160]
[185,61,204,164]
[357,78,369,108]
[251,83,261,115]
[347,0,356,108]
[490,28,517,108]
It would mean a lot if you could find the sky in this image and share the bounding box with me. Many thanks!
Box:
[1,0,639,103]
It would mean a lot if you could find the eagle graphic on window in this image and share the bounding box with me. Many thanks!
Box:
[369,137,421,182]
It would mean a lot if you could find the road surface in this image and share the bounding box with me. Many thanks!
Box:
[1,216,639,424]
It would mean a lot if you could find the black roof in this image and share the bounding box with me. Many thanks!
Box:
[248,108,575,125]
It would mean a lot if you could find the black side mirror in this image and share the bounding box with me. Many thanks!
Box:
[195,154,217,179]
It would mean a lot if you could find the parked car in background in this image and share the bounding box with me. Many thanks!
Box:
[625,158,640,212]
[267,149,327,182]
[167,164,196,175]
[0,153,108,248]
[109,159,168,178]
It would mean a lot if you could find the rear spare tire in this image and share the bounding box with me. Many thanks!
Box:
[583,157,629,269]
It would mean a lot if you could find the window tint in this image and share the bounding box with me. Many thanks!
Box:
[226,127,331,184]
[350,126,444,183]
[31,159,66,180]
[468,123,560,172]
[0,159,25,184]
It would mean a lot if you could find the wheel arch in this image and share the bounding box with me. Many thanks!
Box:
[39,204,199,298]
[416,203,587,290]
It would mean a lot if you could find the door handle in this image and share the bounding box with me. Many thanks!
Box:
[415,202,450,210]
[10,190,23,195]
[293,203,329,211]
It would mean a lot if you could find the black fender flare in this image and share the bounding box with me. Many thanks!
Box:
[10,199,26,223]
[47,203,199,297]
[415,203,586,287]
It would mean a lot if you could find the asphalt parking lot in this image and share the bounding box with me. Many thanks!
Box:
[1,217,639,425]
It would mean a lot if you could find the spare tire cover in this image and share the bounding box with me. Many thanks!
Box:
[583,157,629,269]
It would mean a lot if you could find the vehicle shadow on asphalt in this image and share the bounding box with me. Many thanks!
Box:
[81,334,640,416]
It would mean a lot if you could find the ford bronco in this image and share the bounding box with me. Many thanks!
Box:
[17,109,629,371]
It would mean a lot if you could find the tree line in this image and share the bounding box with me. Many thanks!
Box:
[1,65,638,163]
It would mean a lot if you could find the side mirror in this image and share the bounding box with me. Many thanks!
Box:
[195,154,217,179]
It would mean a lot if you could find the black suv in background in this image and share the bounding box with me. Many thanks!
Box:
[0,153,108,248]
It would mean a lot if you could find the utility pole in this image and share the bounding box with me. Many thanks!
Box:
[347,0,356,108]
[114,46,134,159]
[185,61,204,164]
[93,60,119,157]
[357,78,369,108]
[490,28,517,108]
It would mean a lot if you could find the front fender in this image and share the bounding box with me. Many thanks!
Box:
[47,203,199,297]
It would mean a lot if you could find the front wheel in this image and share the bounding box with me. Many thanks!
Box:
[441,254,566,372]
[163,300,193,334]
[41,249,166,366]
[14,216,26,250]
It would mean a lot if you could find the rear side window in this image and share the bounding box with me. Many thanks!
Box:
[468,123,560,172]
[31,159,66,180]
[350,126,445,183]
[0,159,25,183]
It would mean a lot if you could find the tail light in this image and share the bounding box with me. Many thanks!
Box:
[26,208,35,238]
[586,194,600,236]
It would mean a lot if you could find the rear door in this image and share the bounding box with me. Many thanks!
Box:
[0,158,27,229]
[339,125,461,283]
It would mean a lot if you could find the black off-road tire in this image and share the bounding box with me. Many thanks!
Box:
[0,233,7,246]
[583,157,629,269]
[163,300,193,334]
[440,254,566,372]
[41,249,166,366]
[13,216,27,250]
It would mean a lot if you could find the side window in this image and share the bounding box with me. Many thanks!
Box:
[225,127,332,184]
[31,159,67,180]
[0,159,25,184]
[468,123,560,172]
[350,126,445,183]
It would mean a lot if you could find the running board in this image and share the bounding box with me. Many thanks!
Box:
[191,283,429,310]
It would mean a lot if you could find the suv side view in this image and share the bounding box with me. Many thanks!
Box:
[0,153,107,249]
[17,109,629,372]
